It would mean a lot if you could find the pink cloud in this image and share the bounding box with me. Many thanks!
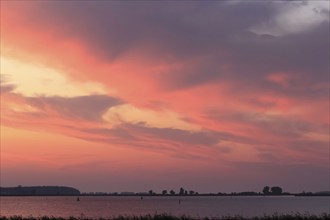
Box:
[266,72,291,88]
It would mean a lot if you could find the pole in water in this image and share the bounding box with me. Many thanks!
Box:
[77,197,80,201]
[141,196,143,200]
[179,199,181,204]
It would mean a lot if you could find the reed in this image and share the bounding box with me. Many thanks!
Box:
[1,213,329,220]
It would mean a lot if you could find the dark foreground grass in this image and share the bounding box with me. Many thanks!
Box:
[1,213,329,220]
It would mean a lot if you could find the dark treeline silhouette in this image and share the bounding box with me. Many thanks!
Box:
[0,186,80,196]
[262,186,283,195]
[1,185,329,197]
[81,186,329,197]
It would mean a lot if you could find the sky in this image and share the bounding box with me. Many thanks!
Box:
[0,1,329,194]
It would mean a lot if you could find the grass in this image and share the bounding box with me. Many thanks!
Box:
[1,213,330,220]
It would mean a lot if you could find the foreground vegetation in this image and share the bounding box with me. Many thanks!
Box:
[1,213,330,220]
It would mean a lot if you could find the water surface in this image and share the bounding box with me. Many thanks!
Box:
[1,196,329,218]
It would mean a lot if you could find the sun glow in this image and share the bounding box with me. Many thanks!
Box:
[0,56,107,97]
[103,104,201,131]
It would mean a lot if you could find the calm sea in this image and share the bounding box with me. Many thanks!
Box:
[0,196,329,218]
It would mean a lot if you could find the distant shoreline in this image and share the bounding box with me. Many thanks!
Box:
[0,194,329,197]
[1,186,329,197]
[0,186,80,196]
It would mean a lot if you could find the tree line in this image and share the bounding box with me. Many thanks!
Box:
[4,185,327,196]
[262,186,283,195]
[82,186,289,196]
[82,186,329,197]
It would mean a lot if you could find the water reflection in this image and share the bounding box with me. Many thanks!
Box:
[0,196,329,218]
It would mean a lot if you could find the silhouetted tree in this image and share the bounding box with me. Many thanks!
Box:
[263,186,270,195]
[170,190,175,195]
[148,190,154,195]
[162,190,167,195]
[271,186,283,195]
[179,187,184,195]
[184,190,188,195]
[189,190,195,195]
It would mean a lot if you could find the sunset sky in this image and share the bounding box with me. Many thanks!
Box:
[0,1,329,194]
